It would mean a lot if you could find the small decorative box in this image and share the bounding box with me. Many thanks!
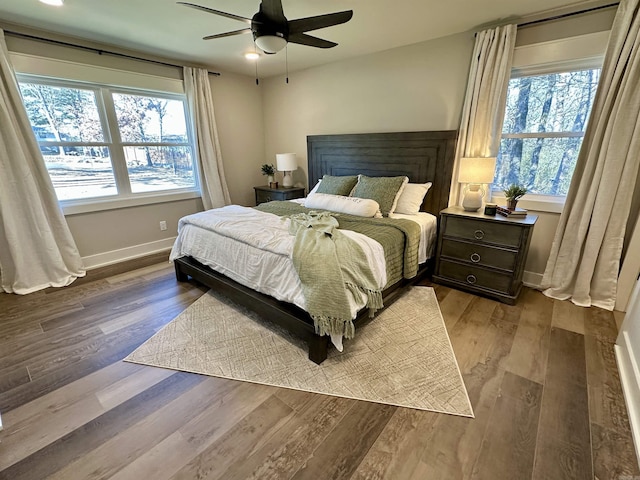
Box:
[484,203,497,216]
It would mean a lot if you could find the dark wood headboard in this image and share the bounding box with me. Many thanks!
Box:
[307,131,457,216]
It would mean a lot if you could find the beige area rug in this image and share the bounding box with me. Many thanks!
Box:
[125,286,474,417]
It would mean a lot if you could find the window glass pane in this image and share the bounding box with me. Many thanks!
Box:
[19,83,104,142]
[42,147,117,200]
[494,137,582,196]
[18,76,199,207]
[502,70,600,134]
[113,94,188,143]
[496,68,600,196]
[124,146,195,193]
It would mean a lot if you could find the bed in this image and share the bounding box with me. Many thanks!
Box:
[173,130,457,363]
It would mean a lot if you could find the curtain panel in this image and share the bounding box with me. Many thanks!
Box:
[450,24,517,205]
[541,0,640,310]
[183,67,231,210]
[0,29,85,294]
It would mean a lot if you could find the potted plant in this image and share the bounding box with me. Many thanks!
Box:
[503,184,527,210]
[261,163,275,186]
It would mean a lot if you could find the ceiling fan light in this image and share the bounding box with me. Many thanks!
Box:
[39,0,64,5]
[255,35,287,54]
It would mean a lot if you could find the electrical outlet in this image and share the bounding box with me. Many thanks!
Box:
[159,220,167,231]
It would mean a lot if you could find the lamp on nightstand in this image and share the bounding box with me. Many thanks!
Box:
[276,153,297,187]
[458,157,496,212]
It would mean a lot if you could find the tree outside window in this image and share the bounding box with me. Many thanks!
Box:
[494,69,600,197]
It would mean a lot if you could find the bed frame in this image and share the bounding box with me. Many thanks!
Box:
[174,130,457,364]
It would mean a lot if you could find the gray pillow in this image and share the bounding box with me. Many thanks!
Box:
[352,175,408,217]
[315,175,358,196]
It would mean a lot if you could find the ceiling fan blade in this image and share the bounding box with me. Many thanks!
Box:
[203,29,253,40]
[177,2,252,25]
[287,33,338,49]
[260,0,287,23]
[288,11,353,34]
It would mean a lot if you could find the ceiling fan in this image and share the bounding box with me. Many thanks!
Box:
[178,0,353,54]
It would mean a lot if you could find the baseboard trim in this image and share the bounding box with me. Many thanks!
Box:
[615,333,640,465]
[523,271,543,289]
[82,237,176,270]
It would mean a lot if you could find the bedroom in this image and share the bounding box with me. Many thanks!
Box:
[1,0,639,477]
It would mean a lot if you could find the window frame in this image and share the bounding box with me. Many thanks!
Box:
[492,65,602,211]
[490,31,606,213]
[17,73,201,215]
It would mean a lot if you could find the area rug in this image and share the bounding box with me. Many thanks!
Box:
[125,286,474,417]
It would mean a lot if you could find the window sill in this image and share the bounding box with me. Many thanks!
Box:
[490,194,565,214]
[61,190,201,216]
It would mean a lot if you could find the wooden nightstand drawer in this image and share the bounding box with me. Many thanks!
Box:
[437,260,513,294]
[444,217,522,248]
[440,239,518,271]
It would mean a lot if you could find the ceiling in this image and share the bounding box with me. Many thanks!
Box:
[0,0,594,78]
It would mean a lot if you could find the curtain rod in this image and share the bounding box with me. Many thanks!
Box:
[518,2,619,28]
[4,30,221,76]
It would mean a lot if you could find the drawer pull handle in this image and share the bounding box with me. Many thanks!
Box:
[470,253,481,263]
[466,274,477,285]
[474,229,485,240]
[266,196,271,201]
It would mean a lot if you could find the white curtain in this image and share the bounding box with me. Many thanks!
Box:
[541,0,640,310]
[183,67,231,210]
[0,29,85,294]
[450,24,517,205]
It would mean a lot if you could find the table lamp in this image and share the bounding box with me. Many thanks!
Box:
[458,157,496,212]
[276,153,297,187]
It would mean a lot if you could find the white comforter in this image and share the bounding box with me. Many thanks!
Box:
[170,205,388,348]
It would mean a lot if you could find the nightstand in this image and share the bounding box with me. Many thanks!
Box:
[433,206,537,305]
[254,185,305,205]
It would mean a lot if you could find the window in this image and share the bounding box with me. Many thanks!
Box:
[18,77,198,204]
[494,69,601,198]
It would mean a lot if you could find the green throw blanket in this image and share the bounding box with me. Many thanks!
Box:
[287,211,383,339]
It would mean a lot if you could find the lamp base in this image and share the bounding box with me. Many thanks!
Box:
[282,171,293,187]
[462,184,485,212]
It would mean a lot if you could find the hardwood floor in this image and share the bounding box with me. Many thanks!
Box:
[0,262,638,479]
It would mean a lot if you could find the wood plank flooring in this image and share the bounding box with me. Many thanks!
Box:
[0,262,638,479]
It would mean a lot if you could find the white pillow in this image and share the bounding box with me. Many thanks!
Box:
[305,193,381,217]
[394,182,432,215]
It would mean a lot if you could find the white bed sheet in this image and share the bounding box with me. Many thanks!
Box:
[389,211,438,263]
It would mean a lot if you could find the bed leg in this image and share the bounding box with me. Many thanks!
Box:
[309,335,329,364]
[174,262,189,282]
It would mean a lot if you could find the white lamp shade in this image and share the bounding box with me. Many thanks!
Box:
[458,157,497,184]
[276,153,297,172]
[255,35,287,53]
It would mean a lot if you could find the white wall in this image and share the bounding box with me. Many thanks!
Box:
[616,276,640,464]
[261,32,474,189]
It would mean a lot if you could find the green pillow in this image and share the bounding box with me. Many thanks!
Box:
[315,175,359,196]
[352,175,408,217]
